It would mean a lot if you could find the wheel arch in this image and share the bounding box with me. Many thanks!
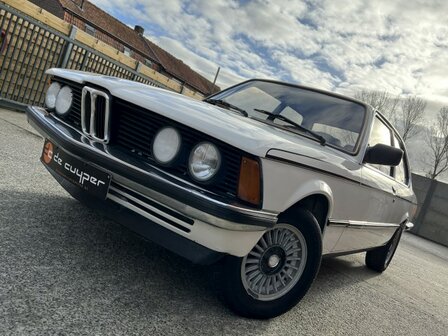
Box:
[278,180,333,233]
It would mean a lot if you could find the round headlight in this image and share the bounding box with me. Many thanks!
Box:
[55,86,73,116]
[152,127,182,165]
[45,82,61,109]
[188,142,221,182]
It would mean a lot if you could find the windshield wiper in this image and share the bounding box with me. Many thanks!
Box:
[204,98,248,117]
[253,108,326,145]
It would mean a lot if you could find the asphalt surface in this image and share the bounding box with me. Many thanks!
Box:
[0,108,447,336]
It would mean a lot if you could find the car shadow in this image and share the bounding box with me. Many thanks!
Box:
[1,189,383,333]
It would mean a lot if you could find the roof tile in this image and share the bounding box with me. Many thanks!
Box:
[31,0,220,94]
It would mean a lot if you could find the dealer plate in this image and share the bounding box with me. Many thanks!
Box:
[41,139,111,199]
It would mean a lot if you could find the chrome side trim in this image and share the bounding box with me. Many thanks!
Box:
[405,222,414,231]
[328,219,400,229]
[81,86,111,143]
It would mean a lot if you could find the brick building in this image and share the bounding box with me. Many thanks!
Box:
[29,0,220,95]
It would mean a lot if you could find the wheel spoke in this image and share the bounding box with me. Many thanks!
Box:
[241,224,308,300]
[278,229,286,245]
[260,236,268,249]
[273,228,279,244]
[245,258,259,264]
[252,273,264,289]
[286,248,301,255]
[249,250,261,258]
[247,269,261,281]
[273,275,279,292]
[285,264,299,271]
[254,243,264,253]
[258,275,267,293]
[266,230,273,245]
[245,264,259,273]
[279,272,286,286]
[284,239,299,252]
[266,276,272,295]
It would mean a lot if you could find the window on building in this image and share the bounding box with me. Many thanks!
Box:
[145,59,153,67]
[85,24,96,36]
[123,46,131,56]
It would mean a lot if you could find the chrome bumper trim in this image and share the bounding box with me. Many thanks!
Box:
[27,105,278,231]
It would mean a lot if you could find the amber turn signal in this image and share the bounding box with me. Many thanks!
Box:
[238,157,261,205]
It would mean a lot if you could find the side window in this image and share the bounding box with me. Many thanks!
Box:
[368,117,392,176]
[393,135,409,185]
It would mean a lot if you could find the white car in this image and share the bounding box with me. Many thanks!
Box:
[27,69,417,318]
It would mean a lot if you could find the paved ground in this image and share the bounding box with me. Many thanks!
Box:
[0,108,447,336]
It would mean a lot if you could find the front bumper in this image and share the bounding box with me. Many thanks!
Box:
[27,106,278,262]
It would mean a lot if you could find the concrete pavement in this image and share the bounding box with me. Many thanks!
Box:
[0,108,447,335]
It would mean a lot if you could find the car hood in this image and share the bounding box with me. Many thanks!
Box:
[47,69,349,163]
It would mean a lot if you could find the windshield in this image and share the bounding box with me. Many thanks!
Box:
[209,80,366,152]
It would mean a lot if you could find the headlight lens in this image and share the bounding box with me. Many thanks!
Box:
[189,142,221,182]
[55,86,73,116]
[152,127,182,165]
[45,82,61,109]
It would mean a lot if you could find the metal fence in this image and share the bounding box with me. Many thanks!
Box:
[0,2,169,107]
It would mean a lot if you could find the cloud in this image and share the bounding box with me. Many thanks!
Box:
[90,1,448,108]
[91,0,448,180]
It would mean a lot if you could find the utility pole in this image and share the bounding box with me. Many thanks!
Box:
[213,66,220,86]
[208,66,220,95]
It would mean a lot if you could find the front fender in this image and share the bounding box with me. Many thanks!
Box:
[261,157,334,217]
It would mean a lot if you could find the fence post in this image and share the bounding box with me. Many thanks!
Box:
[59,25,77,68]
[132,61,142,80]
[414,178,437,234]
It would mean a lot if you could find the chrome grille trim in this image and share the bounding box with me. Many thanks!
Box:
[81,86,111,143]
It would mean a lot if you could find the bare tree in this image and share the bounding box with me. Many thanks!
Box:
[424,107,448,180]
[354,90,399,120]
[355,90,426,142]
[399,96,426,142]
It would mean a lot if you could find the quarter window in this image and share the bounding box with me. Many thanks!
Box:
[393,135,408,184]
[368,117,392,175]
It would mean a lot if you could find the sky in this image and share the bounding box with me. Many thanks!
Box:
[91,0,448,118]
[90,0,447,179]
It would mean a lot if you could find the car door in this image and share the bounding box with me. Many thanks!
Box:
[391,133,415,221]
[331,116,399,252]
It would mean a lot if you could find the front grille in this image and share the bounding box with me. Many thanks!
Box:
[112,98,243,197]
[81,86,111,143]
[52,80,247,200]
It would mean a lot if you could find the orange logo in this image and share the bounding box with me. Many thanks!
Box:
[43,142,53,164]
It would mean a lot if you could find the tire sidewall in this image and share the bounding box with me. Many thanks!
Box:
[223,209,322,319]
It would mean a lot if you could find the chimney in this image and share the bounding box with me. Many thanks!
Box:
[134,25,145,36]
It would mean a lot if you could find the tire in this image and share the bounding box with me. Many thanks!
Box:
[365,226,403,273]
[222,209,322,319]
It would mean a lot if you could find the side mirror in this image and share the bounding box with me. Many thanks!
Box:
[364,144,403,166]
